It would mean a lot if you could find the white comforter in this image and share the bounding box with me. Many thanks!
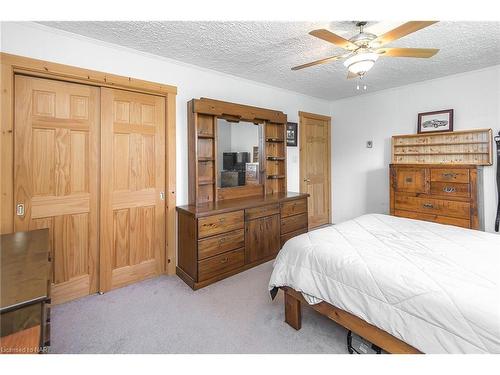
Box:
[269,214,500,353]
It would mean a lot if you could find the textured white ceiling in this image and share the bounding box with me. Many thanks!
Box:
[39,21,500,100]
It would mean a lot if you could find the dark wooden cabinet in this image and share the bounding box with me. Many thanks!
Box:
[176,192,308,290]
[1,229,51,354]
[245,213,280,263]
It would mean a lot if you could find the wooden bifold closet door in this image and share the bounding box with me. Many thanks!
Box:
[14,75,100,304]
[100,88,166,292]
[14,76,167,302]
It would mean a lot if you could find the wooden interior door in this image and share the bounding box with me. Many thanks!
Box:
[14,75,99,304]
[100,88,165,292]
[299,112,331,229]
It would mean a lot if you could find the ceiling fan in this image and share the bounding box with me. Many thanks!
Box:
[292,21,439,79]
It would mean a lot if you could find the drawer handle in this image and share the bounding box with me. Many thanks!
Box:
[220,257,229,264]
[443,186,456,193]
[218,238,226,244]
[218,218,225,223]
[442,173,457,179]
[405,177,413,183]
[423,203,434,209]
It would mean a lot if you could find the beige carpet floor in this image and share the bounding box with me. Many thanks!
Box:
[50,260,348,353]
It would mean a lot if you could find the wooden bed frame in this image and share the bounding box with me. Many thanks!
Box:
[282,287,421,354]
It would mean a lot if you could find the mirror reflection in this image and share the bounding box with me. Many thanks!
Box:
[216,119,261,188]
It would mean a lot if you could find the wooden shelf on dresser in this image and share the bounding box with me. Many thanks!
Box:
[176,192,309,290]
[391,129,493,165]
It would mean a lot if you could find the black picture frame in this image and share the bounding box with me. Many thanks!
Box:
[417,109,454,134]
[286,122,298,147]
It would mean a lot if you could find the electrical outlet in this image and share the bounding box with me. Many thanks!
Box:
[366,141,373,148]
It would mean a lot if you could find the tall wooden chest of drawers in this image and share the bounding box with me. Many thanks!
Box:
[176,192,308,290]
[390,164,484,230]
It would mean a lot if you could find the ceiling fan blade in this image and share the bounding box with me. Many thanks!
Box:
[370,21,438,47]
[347,71,358,80]
[291,55,345,71]
[309,29,358,50]
[377,47,439,58]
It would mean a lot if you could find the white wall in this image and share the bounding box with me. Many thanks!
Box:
[229,122,260,156]
[330,65,500,233]
[0,22,331,205]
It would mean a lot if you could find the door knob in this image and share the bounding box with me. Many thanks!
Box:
[303,178,311,182]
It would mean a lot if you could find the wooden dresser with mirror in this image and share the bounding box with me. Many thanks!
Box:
[177,98,309,289]
[390,129,492,230]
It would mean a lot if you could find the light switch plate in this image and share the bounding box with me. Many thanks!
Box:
[366,141,373,148]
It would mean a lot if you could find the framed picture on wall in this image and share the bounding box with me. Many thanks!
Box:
[417,109,454,134]
[286,122,298,146]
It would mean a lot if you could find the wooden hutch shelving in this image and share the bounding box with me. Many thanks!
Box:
[392,128,493,165]
[187,98,289,204]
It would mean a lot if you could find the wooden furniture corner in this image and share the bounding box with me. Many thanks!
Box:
[1,229,51,354]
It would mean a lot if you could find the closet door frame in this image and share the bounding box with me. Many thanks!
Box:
[0,53,177,279]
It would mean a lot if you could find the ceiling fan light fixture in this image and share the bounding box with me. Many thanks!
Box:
[343,52,379,74]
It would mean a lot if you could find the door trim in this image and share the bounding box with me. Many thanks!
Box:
[1,52,177,276]
[298,111,332,227]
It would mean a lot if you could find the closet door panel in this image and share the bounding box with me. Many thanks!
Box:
[14,75,99,304]
[101,88,165,292]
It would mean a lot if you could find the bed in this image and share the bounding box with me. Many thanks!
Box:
[269,214,500,354]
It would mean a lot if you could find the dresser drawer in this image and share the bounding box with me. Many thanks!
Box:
[281,199,307,218]
[394,167,427,193]
[430,182,470,198]
[198,248,245,281]
[430,168,469,183]
[281,228,308,247]
[281,213,308,234]
[198,229,244,260]
[198,210,244,238]
[394,210,471,229]
[394,194,470,219]
[245,204,279,220]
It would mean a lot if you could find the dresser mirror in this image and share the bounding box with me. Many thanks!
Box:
[216,118,263,189]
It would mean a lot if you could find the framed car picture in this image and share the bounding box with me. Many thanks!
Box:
[286,122,298,146]
[417,109,454,134]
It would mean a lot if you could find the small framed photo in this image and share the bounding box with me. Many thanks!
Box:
[417,109,454,134]
[286,122,298,147]
[245,162,260,185]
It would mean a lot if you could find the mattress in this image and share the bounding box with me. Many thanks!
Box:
[269,214,500,353]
